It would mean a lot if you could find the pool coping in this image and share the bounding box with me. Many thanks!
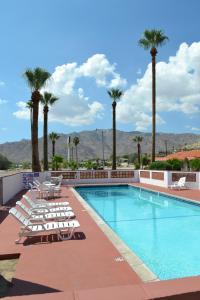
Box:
[132,184,200,207]
[71,186,159,283]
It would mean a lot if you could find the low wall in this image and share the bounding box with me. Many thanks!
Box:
[1,173,23,205]
[168,171,200,189]
[139,170,169,187]
[51,170,139,185]
[139,170,200,189]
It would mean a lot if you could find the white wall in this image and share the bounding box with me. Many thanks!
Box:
[168,171,200,189]
[3,173,24,204]
[139,171,169,187]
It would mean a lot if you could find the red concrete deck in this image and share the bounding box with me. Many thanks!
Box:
[1,185,200,299]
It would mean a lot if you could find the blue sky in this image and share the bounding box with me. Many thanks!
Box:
[0,0,200,143]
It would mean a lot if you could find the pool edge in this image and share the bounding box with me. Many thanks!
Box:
[71,186,159,283]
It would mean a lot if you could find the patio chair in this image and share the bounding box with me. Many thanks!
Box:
[16,201,75,222]
[169,177,186,190]
[9,207,80,243]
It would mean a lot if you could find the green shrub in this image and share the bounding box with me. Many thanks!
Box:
[142,155,150,166]
[149,161,172,170]
[52,155,63,171]
[0,154,12,170]
[134,163,140,170]
[167,159,183,171]
[189,158,200,171]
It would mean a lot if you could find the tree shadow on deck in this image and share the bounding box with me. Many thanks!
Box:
[23,231,86,246]
[0,190,27,224]
[4,277,61,297]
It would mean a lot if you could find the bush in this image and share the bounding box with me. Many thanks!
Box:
[0,154,12,170]
[149,161,172,170]
[142,155,150,166]
[134,163,140,170]
[167,159,183,171]
[52,155,63,171]
[189,158,200,171]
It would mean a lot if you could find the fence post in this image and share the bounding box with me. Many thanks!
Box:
[0,177,3,205]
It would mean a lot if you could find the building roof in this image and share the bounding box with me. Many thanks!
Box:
[156,150,200,161]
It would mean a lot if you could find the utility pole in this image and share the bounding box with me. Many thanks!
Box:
[67,136,71,162]
[96,129,105,169]
[164,140,168,156]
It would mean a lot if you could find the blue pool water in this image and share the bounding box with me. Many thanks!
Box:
[75,185,200,280]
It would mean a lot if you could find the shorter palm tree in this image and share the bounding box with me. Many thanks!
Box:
[73,136,79,164]
[133,136,143,166]
[107,88,123,170]
[40,92,58,171]
[49,132,60,157]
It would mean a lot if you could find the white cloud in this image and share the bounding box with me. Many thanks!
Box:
[0,98,7,104]
[191,127,200,131]
[117,42,200,130]
[13,101,30,120]
[0,81,5,86]
[14,54,126,126]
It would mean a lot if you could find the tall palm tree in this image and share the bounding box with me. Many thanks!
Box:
[139,29,169,162]
[107,88,123,170]
[133,136,143,166]
[23,68,51,171]
[40,92,58,171]
[26,100,33,137]
[49,132,60,157]
[73,136,80,164]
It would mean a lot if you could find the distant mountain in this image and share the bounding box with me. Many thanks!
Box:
[0,130,200,163]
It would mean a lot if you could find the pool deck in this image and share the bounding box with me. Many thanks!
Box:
[0,184,200,299]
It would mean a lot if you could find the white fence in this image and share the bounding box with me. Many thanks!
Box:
[0,169,200,205]
[139,170,200,189]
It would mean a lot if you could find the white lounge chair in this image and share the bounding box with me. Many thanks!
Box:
[28,191,69,206]
[23,195,71,213]
[9,207,80,243]
[169,177,186,190]
[16,201,75,221]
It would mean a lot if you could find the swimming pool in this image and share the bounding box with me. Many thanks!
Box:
[75,185,200,280]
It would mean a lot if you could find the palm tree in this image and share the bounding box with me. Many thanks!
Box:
[139,29,169,162]
[40,92,58,171]
[26,100,33,139]
[23,68,51,171]
[73,136,80,164]
[107,88,123,170]
[133,136,143,166]
[49,132,60,157]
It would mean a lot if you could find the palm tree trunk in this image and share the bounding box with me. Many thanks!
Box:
[151,48,157,162]
[112,101,117,170]
[43,107,48,171]
[32,91,41,172]
[137,143,141,166]
[52,141,55,157]
[75,145,78,164]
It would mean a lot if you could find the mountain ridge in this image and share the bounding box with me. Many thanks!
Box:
[0,129,200,162]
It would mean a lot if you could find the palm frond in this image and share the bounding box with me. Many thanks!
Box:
[107,88,123,101]
[23,68,51,92]
[26,100,33,109]
[73,136,80,146]
[133,136,143,143]
[139,29,169,50]
[49,132,60,142]
[40,92,58,106]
